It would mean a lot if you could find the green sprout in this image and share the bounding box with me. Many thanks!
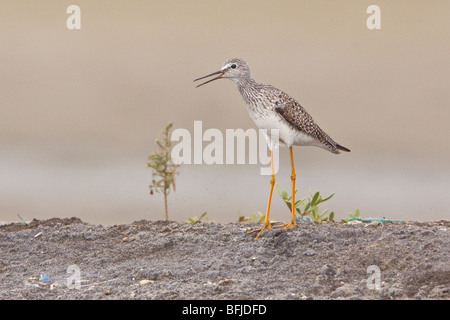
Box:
[183,212,208,224]
[341,209,360,223]
[276,183,335,223]
[237,211,266,223]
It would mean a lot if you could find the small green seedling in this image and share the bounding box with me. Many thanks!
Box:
[183,212,208,224]
[237,211,266,223]
[276,183,335,223]
[341,209,360,223]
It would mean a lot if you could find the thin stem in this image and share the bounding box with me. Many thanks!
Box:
[164,189,168,221]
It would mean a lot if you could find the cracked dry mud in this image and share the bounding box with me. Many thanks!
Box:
[0,218,449,299]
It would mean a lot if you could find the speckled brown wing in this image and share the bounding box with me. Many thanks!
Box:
[274,92,350,154]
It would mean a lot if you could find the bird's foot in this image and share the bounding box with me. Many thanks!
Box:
[274,220,296,229]
[247,222,272,240]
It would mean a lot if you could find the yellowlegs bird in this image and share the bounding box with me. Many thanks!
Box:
[194,58,350,239]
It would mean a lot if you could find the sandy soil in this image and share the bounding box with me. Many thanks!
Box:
[0,217,448,300]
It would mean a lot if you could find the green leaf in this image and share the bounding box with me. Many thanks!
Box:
[286,201,292,211]
[322,192,335,202]
[294,199,303,207]
[304,202,311,212]
[311,192,320,206]
[275,182,283,197]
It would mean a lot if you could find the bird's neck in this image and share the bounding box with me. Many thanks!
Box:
[233,77,265,108]
[235,77,258,95]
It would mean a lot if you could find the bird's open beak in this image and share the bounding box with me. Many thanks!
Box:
[193,70,224,88]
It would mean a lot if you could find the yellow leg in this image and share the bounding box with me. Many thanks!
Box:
[247,150,274,239]
[275,146,297,229]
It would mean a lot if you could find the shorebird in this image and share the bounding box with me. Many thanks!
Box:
[194,58,350,239]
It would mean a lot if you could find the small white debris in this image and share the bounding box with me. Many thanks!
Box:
[139,279,154,286]
[217,279,237,286]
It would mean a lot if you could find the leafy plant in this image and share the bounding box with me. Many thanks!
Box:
[147,122,180,221]
[183,212,208,224]
[276,183,335,223]
[341,209,360,223]
[237,211,266,223]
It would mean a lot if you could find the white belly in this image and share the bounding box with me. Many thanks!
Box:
[252,113,316,148]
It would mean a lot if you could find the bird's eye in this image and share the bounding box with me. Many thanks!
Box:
[231,64,237,69]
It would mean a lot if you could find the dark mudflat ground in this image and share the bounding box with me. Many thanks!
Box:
[0,217,448,300]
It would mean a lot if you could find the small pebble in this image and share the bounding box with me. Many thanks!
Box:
[139,279,154,286]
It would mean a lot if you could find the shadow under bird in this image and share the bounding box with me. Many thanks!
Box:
[194,58,350,239]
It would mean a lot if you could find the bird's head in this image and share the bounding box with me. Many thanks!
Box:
[194,58,251,88]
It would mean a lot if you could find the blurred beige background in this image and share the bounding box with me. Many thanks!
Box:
[1,0,449,224]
